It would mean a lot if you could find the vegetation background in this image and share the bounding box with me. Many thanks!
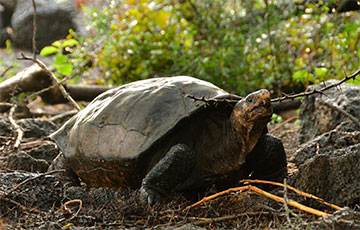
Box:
[3,0,360,96]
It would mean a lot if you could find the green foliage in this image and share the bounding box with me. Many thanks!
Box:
[67,0,360,94]
[40,35,80,77]
[271,113,283,124]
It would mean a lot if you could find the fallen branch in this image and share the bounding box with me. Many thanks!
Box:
[185,185,331,217]
[0,65,111,105]
[0,64,51,102]
[318,99,360,129]
[8,105,24,149]
[271,68,360,102]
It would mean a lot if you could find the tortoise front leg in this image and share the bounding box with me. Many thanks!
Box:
[245,134,288,183]
[140,144,194,206]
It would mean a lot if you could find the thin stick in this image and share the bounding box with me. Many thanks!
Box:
[250,185,330,217]
[1,169,65,199]
[18,53,81,111]
[59,199,83,222]
[318,99,360,129]
[8,105,24,149]
[31,0,37,57]
[269,116,298,133]
[185,185,250,210]
[240,179,342,210]
[0,102,15,108]
[0,66,13,78]
[283,178,292,224]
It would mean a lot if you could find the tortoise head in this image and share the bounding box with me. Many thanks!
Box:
[231,89,273,163]
[231,89,272,125]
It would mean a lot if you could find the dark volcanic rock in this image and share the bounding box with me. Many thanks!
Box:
[0,0,15,27]
[0,172,63,211]
[6,151,49,172]
[0,117,58,140]
[1,117,59,172]
[18,118,58,138]
[12,0,77,50]
[294,121,360,166]
[299,80,360,143]
[0,0,13,47]
[292,81,360,206]
[292,143,360,206]
[6,143,59,172]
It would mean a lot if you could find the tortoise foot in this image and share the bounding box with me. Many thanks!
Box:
[140,185,165,206]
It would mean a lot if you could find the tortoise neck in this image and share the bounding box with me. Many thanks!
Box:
[229,116,267,164]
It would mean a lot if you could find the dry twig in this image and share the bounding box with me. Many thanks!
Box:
[8,105,24,149]
[283,178,292,224]
[0,66,13,78]
[240,179,342,211]
[56,199,83,222]
[31,0,37,57]
[0,102,15,108]
[271,68,360,102]
[185,185,331,217]
[17,53,81,111]
[186,179,343,217]
[270,116,298,133]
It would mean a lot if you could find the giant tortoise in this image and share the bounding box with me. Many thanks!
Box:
[50,76,287,205]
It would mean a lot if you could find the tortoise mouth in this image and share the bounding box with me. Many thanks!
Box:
[246,111,272,123]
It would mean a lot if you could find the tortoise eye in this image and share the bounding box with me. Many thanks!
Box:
[246,97,254,103]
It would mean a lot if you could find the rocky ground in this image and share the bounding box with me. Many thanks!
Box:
[0,95,359,229]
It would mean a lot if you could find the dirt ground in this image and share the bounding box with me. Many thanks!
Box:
[1,107,359,230]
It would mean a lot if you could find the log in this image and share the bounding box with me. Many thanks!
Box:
[0,64,52,101]
[0,64,112,105]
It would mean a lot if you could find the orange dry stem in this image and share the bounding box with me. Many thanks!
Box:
[240,179,342,210]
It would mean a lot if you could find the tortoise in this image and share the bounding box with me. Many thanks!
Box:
[50,76,287,205]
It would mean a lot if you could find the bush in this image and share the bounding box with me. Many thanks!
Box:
[70,0,360,95]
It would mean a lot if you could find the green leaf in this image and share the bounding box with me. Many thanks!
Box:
[292,69,308,82]
[54,54,68,65]
[52,41,62,48]
[40,46,58,56]
[315,67,328,77]
[56,63,73,75]
[62,39,79,47]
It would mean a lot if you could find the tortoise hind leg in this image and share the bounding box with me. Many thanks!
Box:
[140,144,194,206]
[48,152,81,186]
